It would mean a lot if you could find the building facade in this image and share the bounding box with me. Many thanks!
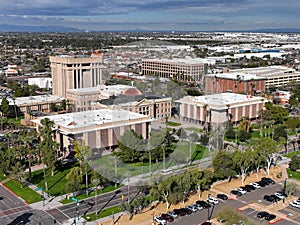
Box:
[178,93,265,127]
[205,73,266,95]
[31,109,153,154]
[142,58,207,82]
[229,66,300,90]
[50,55,103,98]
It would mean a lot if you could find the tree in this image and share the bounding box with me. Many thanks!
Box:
[263,102,288,124]
[289,155,300,171]
[253,137,281,176]
[284,181,299,196]
[38,118,59,190]
[1,98,10,117]
[65,167,82,195]
[74,140,92,195]
[233,148,252,185]
[212,151,236,180]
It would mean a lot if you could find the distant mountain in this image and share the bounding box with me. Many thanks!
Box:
[0,24,84,32]
[247,28,300,33]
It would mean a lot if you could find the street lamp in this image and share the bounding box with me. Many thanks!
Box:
[92,179,100,219]
[71,197,79,224]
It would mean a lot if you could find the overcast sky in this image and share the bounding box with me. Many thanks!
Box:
[1,0,299,31]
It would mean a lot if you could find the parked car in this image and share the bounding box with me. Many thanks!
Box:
[192,203,203,210]
[207,196,219,204]
[245,184,256,191]
[154,216,167,224]
[183,207,193,214]
[257,181,266,187]
[167,211,178,218]
[257,211,270,218]
[186,205,198,212]
[161,213,174,222]
[261,177,275,185]
[230,190,242,196]
[235,188,246,194]
[195,200,211,208]
[217,194,228,200]
[201,222,212,225]
[274,192,286,200]
[270,194,281,202]
[173,208,186,216]
[290,200,300,208]
[265,214,276,221]
[264,195,275,202]
[250,182,261,189]
[240,186,252,192]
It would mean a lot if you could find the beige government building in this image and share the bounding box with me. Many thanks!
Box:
[50,55,103,98]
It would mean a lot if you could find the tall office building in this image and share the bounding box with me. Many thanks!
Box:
[50,55,103,98]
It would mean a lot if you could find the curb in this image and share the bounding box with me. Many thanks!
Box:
[0,182,29,205]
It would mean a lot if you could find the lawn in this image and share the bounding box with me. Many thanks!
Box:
[185,127,202,133]
[4,179,42,203]
[0,173,7,182]
[286,168,300,181]
[283,151,300,158]
[31,162,79,196]
[166,121,181,127]
[83,205,121,221]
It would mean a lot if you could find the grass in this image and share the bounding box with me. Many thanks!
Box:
[166,121,181,127]
[283,151,300,158]
[185,127,202,133]
[60,185,122,204]
[286,168,300,180]
[83,206,121,221]
[0,173,7,182]
[4,179,42,203]
[31,162,79,196]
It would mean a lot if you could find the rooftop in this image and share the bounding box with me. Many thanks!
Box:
[143,58,206,65]
[207,72,265,80]
[7,95,64,106]
[34,109,150,130]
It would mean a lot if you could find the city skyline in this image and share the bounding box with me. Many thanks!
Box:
[1,0,300,32]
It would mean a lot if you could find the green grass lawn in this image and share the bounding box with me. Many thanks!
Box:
[4,179,42,203]
[31,162,79,196]
[283,151,300,158]
[286,168,300,180]
[185,127,202,133]
[166,121,181,127]
[0,173,7,182]
[83,205,121,221]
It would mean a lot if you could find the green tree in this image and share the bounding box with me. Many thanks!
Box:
[212,151,236,180]
[1,98,10,117]
[38,118,59,190]
[233,148,253,185]
[263,102,288,124]
[65,167,82,195]
[289,155,300,171]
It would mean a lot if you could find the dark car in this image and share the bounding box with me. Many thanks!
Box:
[230,190,242,196]
[270,194,281,202]
[263,195,275,202]
[183,207,193,214]
[265,214,276,221]
[257,181,266,187]
[217,194,228,200]
[261,177,275,185]
[257,211,270,218]
[245,184,256,191]
[201,222,212,225]
[173,208,186,216]
[240,186,252,192]
[161,213,174,222]
[195,200,211,208]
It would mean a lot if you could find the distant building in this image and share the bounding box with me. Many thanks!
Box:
[31,109,153,154]
[95,95,172,119]
[178,93,265,127]
[229,66,300,89]
[205,73,266,95]
[273,90,291,105]
[142,58,207,83]
[28,77,52,89]
[50,55,103,98]
[66,84,142,112]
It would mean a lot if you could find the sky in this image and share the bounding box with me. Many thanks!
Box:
[1,0,300,31]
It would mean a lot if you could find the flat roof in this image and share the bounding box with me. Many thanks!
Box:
[231,66,298,78]
[143,58,206,65]
[67,84,132,94]
[7,95,64,106]
[34,109,151,129]
[181,93,265,108]
[207,72,265,80]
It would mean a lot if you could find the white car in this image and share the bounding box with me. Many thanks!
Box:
[207,196,219,204]
[250,182,261,189]
[274,192,286,200]
[289,200,300,208]
[186,204,198,212]
[154,216,167,224]
[235,188,247,195]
